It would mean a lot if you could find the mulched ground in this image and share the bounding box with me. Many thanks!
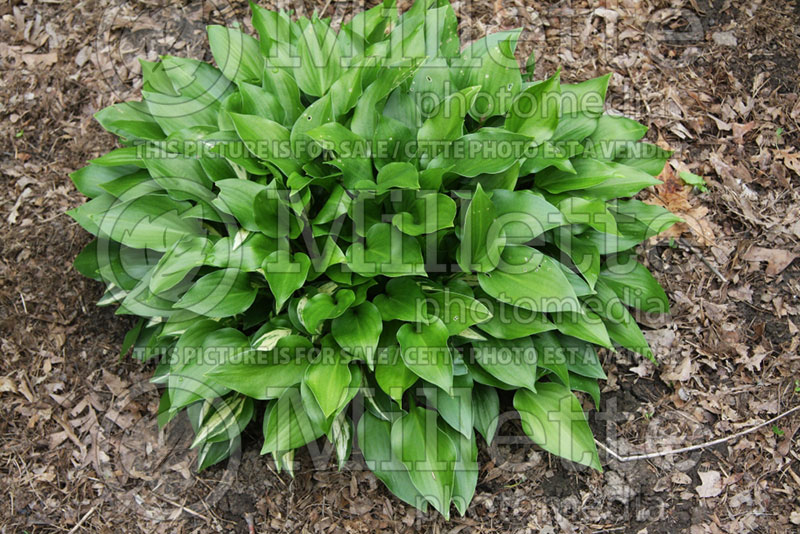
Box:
[1,0,799,532]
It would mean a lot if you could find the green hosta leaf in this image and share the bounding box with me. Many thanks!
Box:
[615,142,672,176]
[391,405,457,519]
[375,162,420,194]
[475,300,555,340]
[373,278,430,323]
[431,128,532,178]
[397,318,453,393]
[329,412,353,470]
[505,70,560,142]
[213,179,266,232]
[472,383,499,444]
[553,231,601,289]
[304,351,352,418]
[471,335,537,390]
[425,288,492,336]
[205,335,313,399]
[228,112,301,176]
[253,185,304,239]
[440,423,478,516]
[567,373,601,409]
[174,268,257,317]
[149,236,211,294]
[557,197,619,235]
[457,184,504,273]
[535,157,620,194]
[375,344,418,403]
[514,382,601,470]
[520,141,578,175]
[70,164,143,199]
[560,74,610,117]
[208,233,282,272]
[331,302,383,363]
[392,193,456,236]
[168,326,242,409]
[453,30,522,120]
[91,194,200,252]
[477,246,581,313]
[423,373,473,438]
[345,223,426,277]
[262,250,311,311]
[300,289,356,334]
[304,122,373,189]
[73,239,101,281]
[239,81,282,122]
[207,25,263,84]
[94,101,165,141]
[599,259,670,314]
[560,334,607,380]
[295,18,343,97]
[90,147,144,167]
[585,114,648,150]
[579,162,662,201]
[531,331,569,388]
[584,279,654,361]
[417,86,480,161]
[491,189,564,244]
[197,435,240,472]
[357,410,427,511]
[261,386,324,454]
[191,396,254,447]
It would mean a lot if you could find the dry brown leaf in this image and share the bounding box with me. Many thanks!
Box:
[650,165,716,245]
[696,471,723,498]
[776,149,800,177]
[662,355,692,382]
[21,51,58,68]
[741,246,798,275]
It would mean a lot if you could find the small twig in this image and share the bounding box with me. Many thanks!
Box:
[150,492,211,521]
[678,238,728,283]
[597,404,800,462]
[67,505,97,534]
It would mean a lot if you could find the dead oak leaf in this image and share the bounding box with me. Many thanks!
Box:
[777,149,800,177]
[650,165,717,246]
[742,246,798,275]
[696,470,723,498]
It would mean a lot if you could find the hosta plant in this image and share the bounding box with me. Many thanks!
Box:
[68,0,681,519]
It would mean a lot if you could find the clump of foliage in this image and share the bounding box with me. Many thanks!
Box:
[68,0,680,518]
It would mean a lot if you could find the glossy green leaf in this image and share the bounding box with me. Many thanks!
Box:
[514,382,601,470]
[357,410,427,511]
[205,335,313,399]
[472,382,499,444]
[174,268,257,317]
[472,335,537,390]
[391,405,457,519]
[262,250,311,311]
[331,302,383,363]
[397,318,453,393]
[478,246,581,313]
[345,223,426,277]
[208,25,263,84]
[457,184,504,272]
[261,386,324,454]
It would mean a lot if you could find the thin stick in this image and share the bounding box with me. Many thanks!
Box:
[67,505,97,534]
[597,405,800,462]
[678,238,728,283]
